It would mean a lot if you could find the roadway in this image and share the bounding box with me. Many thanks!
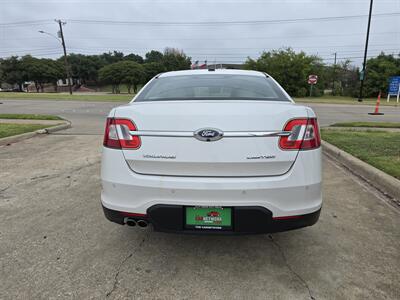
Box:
[0,99,399,134]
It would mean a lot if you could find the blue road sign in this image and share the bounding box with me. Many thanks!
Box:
[388,76,400,95]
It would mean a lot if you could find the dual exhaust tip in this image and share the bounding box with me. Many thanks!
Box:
[124,217,148,228]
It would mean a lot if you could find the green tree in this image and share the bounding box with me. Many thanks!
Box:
[364,53,400,97]
[0,58,4,86]
[98,60,145,94]
[142,62,165,83]
[21,56,63,92]
[0,56,25,91]
[66,54,105,86]
[98,62,124,94]
[121,61,144,93]
[99,51,125,65]
[327,60,359,97]
[42,59,64,91]
[21,56,43,92]
[124,53,144,64]
[244,48,325,97]
[162,48,191,71]
[145,50,164,63]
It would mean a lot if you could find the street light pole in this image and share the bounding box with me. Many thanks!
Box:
[39,20,73,94]
[55,19,72,95]
[358,0,374,102]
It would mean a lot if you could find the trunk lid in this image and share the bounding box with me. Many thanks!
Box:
[114,101,308,177]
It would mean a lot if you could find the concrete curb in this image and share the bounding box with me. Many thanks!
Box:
[0,121,71,146]
[322,140,400,204]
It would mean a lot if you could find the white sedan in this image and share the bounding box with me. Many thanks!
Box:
[101,69,322,234]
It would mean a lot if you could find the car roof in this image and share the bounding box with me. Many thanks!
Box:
[158,69,268,78]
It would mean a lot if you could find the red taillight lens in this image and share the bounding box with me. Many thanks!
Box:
[103,118,141,149]
[103,118,120,149]
[279,118,321,150]
[301,118,321,149]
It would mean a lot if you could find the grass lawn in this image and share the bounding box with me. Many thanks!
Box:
[330,122,400,129]
[0,114,63,120]
[0,123,50,139]
[87,84,143,93]
[0,92,132,102]
[321,129,400,179]
[0,93,397,105]
[296,96,397,106]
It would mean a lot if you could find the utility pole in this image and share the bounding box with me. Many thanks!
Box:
[332,52,337,96]
[358,0,374,102]
[55,19,72,95]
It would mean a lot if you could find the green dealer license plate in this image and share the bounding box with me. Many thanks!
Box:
[185,207,232,230]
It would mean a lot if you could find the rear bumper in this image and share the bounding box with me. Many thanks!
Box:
[102,204,321,234]
[101,147,322,218]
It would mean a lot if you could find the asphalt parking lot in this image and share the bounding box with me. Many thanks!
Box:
[1,100,400,299]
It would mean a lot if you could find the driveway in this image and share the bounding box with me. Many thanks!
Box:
[0,100,399,299]
[1,135,399,299]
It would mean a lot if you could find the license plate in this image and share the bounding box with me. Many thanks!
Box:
[185,207,232,230]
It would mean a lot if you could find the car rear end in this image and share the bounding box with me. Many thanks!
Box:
[101,70,322,234]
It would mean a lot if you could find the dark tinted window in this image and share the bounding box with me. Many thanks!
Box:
[135,74,290,102]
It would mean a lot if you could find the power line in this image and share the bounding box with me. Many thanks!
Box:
[60,50,397,58]
[1,50,394,63]
[1,44,397,54]
[1,46,397,56]
[0,47,61,54]
[190,54,389,64]
[66,12,400,26]
[57,43,398,51]
[0,20,53,27]
[0,52,63,58]
[183,52,399,60]
[184,52,399,58]
[5,31,398,42]
[1,12,398,29]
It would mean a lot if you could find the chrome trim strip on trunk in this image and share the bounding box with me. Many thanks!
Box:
[129,130,292,138]
[224,131,291,137]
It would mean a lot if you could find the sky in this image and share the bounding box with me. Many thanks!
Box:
[0,0,399,66]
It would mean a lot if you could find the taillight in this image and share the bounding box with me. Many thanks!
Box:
[279,118,321,150]
[103,118,141,149]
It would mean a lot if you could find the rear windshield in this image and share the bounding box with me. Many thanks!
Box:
[135,74,291,102]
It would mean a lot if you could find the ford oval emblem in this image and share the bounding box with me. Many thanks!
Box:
[194,128,224,142]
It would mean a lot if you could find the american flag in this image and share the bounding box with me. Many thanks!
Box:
[199,60,207,69]
[191,60,208,69]
[191,60,199,69]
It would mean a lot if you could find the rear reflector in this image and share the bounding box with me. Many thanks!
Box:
[120,212,148,218]
[103,118,141,149]
[272,215,302,220]
[279,118,321,150]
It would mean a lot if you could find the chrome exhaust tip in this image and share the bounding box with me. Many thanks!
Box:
[124,218,137,227]
[137,220,148,228]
